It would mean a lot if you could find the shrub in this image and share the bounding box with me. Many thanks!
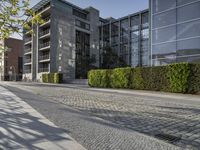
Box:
[42,73,63,84]
[88,63,200,94]
[130,67,144,90]
[88,70,110,88]
[168,63,190,93]
[110,67,131,88]
[188,64,200,93]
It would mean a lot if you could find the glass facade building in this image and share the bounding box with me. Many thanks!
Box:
[150,0,200,66]
[99,10,149,67]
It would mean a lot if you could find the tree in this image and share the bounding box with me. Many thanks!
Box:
[101,46,128,69]
[76,54,97,79]
[0,0,44,50]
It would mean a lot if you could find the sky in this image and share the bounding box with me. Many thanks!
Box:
[30,0,148,19]
[13,0,148,39]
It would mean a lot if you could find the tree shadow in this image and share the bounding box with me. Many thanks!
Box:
[0,88,71,150]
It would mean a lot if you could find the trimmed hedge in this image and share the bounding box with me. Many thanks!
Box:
[88,63,200,94]
[42,73,63,83]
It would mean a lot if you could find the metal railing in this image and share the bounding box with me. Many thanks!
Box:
[24,48,32,53]
[24,37,32,43]
[39,54,50,60]
[39,68,49,72]
[24,69,31,73]
[24,58,31,63]
[39,42,50,49]
[39,29,50,37]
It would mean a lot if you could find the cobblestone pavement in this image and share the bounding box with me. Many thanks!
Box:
[3,82,200,150]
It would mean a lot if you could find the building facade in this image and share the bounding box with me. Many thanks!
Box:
[99,10,149,67]
[0,38,23,81]
[150,0,200,66]
[23,0,200,82]
[23,0,100,82]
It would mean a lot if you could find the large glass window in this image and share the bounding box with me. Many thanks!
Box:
[152,42,176,59]
[131,15,139,31]
[142,12,149,29]
[103,24,110,47]
[177,19,200,39]
[111,22,119,45]
[153,10,176,29]
[177,1,200,23]
[177,37,200,56]
[177,0,199,6]
[152,0,176,14]
[153,26,176,44]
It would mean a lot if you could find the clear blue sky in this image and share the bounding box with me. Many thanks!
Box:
[31,0,148,18]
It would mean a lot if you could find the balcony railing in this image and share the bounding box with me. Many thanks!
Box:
[24,37,32,43]
[24,69,31,74]
[24,48,32,54]
[39,29,50,37]
[43,16,50,22]
[24,58,31,64]
[39,67,49,72]
[39,54,50,60]
[39,42,50,49]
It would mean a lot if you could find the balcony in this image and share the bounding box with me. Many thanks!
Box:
[40,16,51,27]
[39,67,49,73]
[39,29,50,39]
[24,37,32,45]
[24,48,32,54]
[39,54,50,62]
[24,69,31,74]
[24,58,32,64]
[39,42,50,50]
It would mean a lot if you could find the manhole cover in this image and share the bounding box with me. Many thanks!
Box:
[154,133,181,143]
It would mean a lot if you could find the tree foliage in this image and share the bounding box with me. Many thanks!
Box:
[0,0,44,50]
[101,46,128,69]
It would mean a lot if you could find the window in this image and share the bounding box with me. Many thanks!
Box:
[153,10,176,28]
[177,1,200,23]
[73,9,87,20]
[177,37,200,56]
[177,0,199,6]
[131,15,139,31]
[75,19,90,30]
[152,0,176,14]
[177,19,200,39]
[153,26,176,44]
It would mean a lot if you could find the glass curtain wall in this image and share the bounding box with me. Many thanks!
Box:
[151,0,200,66]
[120,18,129,64]
[75,30,90,79]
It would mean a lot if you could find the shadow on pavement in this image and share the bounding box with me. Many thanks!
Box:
[0,87,71,149]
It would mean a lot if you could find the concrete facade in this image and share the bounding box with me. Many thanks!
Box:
[23,0,100,82]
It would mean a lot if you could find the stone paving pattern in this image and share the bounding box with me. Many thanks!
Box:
[4,82,200,150]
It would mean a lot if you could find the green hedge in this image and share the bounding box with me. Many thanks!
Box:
[42,73,63,83]
[88,63,200,94]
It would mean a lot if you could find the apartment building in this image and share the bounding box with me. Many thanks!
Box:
[23,0,101,82]
[23,0,200,82]
[0,38,23,81]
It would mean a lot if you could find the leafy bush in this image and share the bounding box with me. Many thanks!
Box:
[188,64,200,93]
[110,67,131,88]
[130,67,144,90]
[42,73,63,84]
[168,63,190,93]
[88,70,110,88]
[88,63,200,94]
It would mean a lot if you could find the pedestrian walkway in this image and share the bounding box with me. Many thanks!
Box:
[0,86,86,150]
